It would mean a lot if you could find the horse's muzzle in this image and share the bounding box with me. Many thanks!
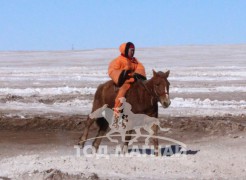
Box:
[160,98,171,108]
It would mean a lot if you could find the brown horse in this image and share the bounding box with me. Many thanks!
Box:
[78,70,171,155]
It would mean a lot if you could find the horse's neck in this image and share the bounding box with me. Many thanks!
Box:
[134,79,158,105]
[146,79,158,102]
[143,79,153,91]
[142,79,155,97]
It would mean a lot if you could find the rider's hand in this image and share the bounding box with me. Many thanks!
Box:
[125,77,135,83]
[128,72,134,77]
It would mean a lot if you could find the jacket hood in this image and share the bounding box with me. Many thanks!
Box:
[119,42,135,57]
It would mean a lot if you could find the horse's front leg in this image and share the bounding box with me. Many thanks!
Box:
[78,116,95,148]
[151,124,159,156]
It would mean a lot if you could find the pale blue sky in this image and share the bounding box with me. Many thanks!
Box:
[1,0,246,50]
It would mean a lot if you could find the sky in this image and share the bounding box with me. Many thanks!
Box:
[1,0,246,51]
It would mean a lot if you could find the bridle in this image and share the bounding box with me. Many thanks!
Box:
[140,80,169,105]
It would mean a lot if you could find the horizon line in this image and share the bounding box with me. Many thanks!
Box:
[1,43,246,52]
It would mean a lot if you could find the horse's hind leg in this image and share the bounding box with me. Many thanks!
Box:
[78,116,95,148]
[92,129,108,152]
[92,118,109,152]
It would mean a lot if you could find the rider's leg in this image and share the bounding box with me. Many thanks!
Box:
[113,79,133,127]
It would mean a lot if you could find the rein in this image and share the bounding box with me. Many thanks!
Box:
[140,80,158,105]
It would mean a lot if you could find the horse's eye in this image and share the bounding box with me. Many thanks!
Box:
[156,84,160,87]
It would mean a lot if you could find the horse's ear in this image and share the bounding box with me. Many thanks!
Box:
[152,69,157,77]
[165,70,170,78]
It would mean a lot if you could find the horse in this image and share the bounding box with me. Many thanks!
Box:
[78,70,171,155]
[89,102,170,148]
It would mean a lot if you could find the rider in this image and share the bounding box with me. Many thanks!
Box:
[108,42,146,126]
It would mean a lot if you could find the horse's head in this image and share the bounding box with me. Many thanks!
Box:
[150,70,171,108]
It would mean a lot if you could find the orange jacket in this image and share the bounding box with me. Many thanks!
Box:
[108,43,146,85]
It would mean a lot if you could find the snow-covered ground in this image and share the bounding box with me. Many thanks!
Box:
[0,45,245,117]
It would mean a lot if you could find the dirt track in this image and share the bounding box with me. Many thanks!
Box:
[1,114,245,157]
[0,115,246,179]
[1,114,245,133]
